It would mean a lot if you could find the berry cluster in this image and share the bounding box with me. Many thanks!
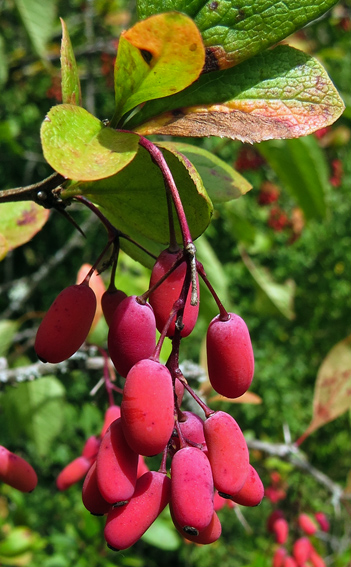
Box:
[266,473,329,567]
[33,244,263,549]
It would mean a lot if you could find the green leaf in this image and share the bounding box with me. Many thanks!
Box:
[113,12,205,125]
[297,335,351,444]
[2,376,66,457]
[141,515,180,550]
[0,202,49,260]
[60,18,81,105]
[127,45,344,143]
[257,136,329,220]
[0,34,8,86]
[40,105,139,181]
[156,142,251,202]
[14,0,56,60]
[62,145,213,249]
[138,0,339,70]
[239,245,295,320]
[0,320,20,356]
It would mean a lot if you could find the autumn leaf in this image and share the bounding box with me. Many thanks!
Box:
[60,18,81,105]
[296,335,351,445]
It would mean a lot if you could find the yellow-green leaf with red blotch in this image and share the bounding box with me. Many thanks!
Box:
[41,104,139,181]
[0,202,49,260]
[209,392,262,404]
[297,335,351,445]
[60,18,81,106]
[112,12,205,126]
[127,45,345,143]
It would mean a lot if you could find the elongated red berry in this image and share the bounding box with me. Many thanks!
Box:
[100,405,121,438]
[171,509,222,544]
[267,510,285,533]
[273,518,289,544]
[283,557,298,567]
[204,411,249,495]
[149,249,199,337]
[104,471,171,550]
[108,296,156,377]
[81,436,100,460]
[171,446,214,534]
[178,411,206,447]
[96,418,138,504]
[309,548,327,567]
[273,547,288,567]
[298,513,317,535]
[56,455,92,491]
[121,359,174,456]
[101,287,127,327]
[314,511,329,532]
[293,537,311,565]
[0,446,38,493]
[206,312,254,398]
[35,282,96,363]
[82,462,111,516]
[231,464,264,507]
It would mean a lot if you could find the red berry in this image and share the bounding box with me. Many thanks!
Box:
[121,359,174,456]
[273,547,288,567]
[293,537,311,565]
[104,471,171,550]
[273,518,289,545]
[0,446,37,493]
[171,508,222,545]
[100,405,121,438]
[108,296,156,377]
[82,462,111,516]
[35,283,96,363]
[170,446,214,534]
[96,418,138,504]
[314,511,329,532]
[204,411,249,495]
[231,464,264,507]
[267,510,285,533]
[283,557,297,567]
[298,513,318,536]
[149,249,199,337]
[309,548,327,567]
[177,411,206,448]
[81,436,100,460]
[101,287,127,327]
[56,456,92,491]
[206,313,254,398]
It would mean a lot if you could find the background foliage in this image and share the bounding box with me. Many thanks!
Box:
[1,1,351,566]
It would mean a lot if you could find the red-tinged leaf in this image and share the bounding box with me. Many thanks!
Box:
[60,18,81,106]
[127,46,344,143]
[0,202,49,260]
[112,12,205,125]
[40,104,139,181]
[297,335,351,445]
[209,392,262,405]
[138,0,339,71]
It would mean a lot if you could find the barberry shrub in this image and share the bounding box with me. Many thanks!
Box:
[0,0,346,561]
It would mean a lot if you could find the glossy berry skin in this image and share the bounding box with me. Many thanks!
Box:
[108,296,156,377]
[101,288,127,327]
[206,313,254,398]
[121,359,174,456]
[171,509,222,545]
[96,418,138,505]
[82,462,111,516]
[204,411,249,496]
[293,537,311,565]
[81,436,100,460]
[35,283,96,363]
[56,455,92,491]
[100,405,121,438]
[171,447,214,534]
[298,513,318,535]
[231,464,264,507]
[104,471,171,551]
[149,249,199,337]
[0,446,38,493]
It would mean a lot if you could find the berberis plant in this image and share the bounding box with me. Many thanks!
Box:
[0,0,346,557]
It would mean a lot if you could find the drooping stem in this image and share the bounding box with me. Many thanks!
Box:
[151,298,184,363]
[196,259,229,320]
